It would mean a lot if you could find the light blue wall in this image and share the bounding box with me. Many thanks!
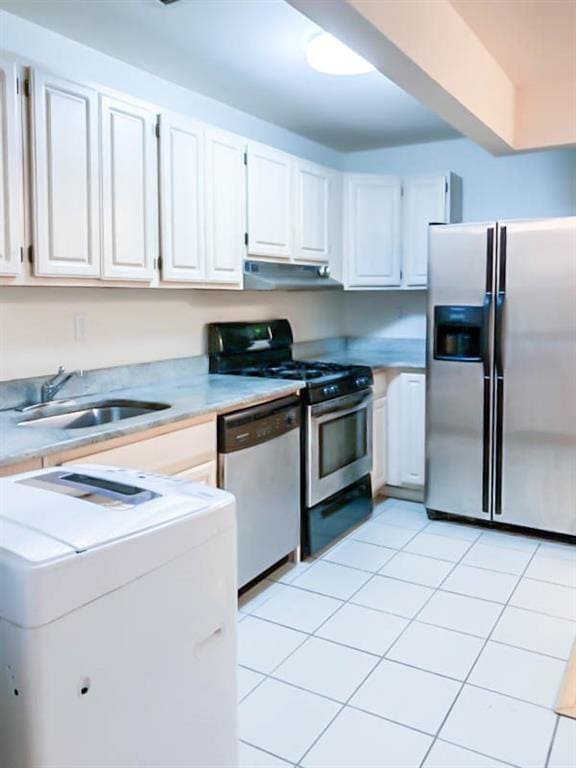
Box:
[345,138,576,221]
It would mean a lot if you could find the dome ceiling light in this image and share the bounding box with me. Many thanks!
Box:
[306,32,375,76]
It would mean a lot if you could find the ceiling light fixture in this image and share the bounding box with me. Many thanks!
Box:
[306,32,375,76]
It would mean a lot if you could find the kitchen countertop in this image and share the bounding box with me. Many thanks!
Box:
[0,374,302,468]
[307,349,426,371]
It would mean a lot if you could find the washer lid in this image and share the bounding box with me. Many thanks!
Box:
[0,468,211,561]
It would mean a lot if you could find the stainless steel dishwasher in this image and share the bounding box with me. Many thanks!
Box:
[218,395,301,589]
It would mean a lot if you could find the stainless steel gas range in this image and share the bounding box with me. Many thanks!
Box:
[208,319,374,556]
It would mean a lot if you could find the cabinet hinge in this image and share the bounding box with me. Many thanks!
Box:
[28,245,34,264]
[445,179,449,193]
[400,186,404,197]
[155,119,160,139]
[244,232,249,247]
[23,78,31,98]
[16,77,20,96]
[157,255,163,271]
[243,151,247,166]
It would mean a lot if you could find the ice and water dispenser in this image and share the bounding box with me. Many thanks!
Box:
[433,305,485,362]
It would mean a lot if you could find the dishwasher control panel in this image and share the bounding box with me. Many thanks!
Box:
[218,396,301,454]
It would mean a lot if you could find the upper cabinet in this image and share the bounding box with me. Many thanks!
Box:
[100,94,158,281]
[344,174,402,288]
[294,159,331,263]
[246,142,293,260]
[30,70,101,278]
[0,56,24,276]
[343,172,461,290]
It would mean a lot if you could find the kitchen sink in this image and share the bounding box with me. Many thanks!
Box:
[17,399,170,430]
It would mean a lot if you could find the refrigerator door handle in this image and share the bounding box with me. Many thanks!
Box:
[494,226,507,515]
[482,227,494,513]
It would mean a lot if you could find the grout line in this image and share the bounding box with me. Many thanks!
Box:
[544,715,561,768]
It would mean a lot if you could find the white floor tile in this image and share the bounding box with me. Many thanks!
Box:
[351,659,461,734]
[387,622,484,680]
[404,532,473,562]
[301,706,432,768]
[239,679,340,764]
[239,580,282,614]
[376,507,429,531]
[461,541,533,575]
[418,591,502,638]
[424,520,483,542]
[441,564,519,604]
[238,741,292,767]
[492,606,576,660]
[251,584,342,633]
[372,498,400,515]
[352,575,434,619]
[315,602,409,656]
[352,521,418,549]
[290,559,371,600]
[548,716,576,768]
[423,740,511,768]
[379,551,454,588]
[440,685,557,767]
[538,540,576,562]
[322,539,396,573]
[510,578,576,621]
[268,560,314,584]
[238,666,265,701]
[525,553,576,588]
[478,529,540,553]
[238,616,308,673]
[468,641,566,709]
[273,637,378,702]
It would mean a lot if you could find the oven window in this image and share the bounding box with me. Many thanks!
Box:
[319,410,367,478]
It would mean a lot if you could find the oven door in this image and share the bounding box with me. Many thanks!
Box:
[306,390,373,508]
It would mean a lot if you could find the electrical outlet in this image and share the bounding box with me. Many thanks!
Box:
[74,314,87,342]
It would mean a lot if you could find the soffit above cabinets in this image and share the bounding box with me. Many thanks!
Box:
[0,0,459,151]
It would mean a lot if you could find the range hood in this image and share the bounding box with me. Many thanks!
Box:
[243,261,342,291]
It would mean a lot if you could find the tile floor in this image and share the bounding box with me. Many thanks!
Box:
[237,498,576,768]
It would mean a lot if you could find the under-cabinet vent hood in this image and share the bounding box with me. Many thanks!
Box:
[243,261,342,291]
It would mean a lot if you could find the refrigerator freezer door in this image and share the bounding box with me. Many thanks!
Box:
[496,218,576,535]
[426,223,496,520]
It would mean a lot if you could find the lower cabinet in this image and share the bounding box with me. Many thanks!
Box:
[372,395,387,496]
[386,372,426,490]
[174,460,217,487]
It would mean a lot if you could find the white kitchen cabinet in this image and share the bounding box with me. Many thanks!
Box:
[246,141,293,260]
[372,395,387,496]
[344,174,402,288]
[100,94,158,281]
[0,56,24,276]
[387,372,426,488]
[174,460,217,487]
[402,175,448,287]
[294,159,331,263]
[205,127,245,285]
[159,112,205,282]
[30,69,101,277]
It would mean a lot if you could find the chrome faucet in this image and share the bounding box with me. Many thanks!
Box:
[41,366,81,403]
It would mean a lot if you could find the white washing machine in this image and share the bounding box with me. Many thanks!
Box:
[0,464,237,768]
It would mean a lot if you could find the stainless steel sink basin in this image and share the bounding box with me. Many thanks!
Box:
[18,399,170,430]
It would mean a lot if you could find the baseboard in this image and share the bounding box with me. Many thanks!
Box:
[384,485,425,503]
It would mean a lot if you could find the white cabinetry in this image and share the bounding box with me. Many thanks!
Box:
[159,112,205,282]
[372,395,387,496]
[246,142,293,260]
[100,94,158,281]
[387,372,426,489]
[344,175,402,288]
[0,56,24,276]
[30,70,101,277]
[294,159,331,263]
[402,175,448,287]
[204,127,245,285]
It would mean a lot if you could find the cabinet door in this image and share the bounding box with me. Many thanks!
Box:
[101,95,157,281]
[294,159,330,263]
[205,127,245,285]
[402,175,447,287]
[345,175,401,287]
[399,372,426,487]
[246,142,293,259]
[174,460,217,487]
[159,112,205,282]
[31,70,100,277]
[372,395,387,496]
[0,57,23,276]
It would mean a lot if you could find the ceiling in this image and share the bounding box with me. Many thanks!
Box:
[450,0,576,86]
[0,0,459,151]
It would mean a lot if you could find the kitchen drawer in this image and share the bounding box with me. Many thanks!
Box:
[0,458,43,477]
[174,460,217,487]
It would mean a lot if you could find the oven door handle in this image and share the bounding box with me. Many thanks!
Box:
[311,391,373,422]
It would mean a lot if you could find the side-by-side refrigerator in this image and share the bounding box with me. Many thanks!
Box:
[426,217,576,537]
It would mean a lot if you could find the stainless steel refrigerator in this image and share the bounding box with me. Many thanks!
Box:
[426,217,576,536]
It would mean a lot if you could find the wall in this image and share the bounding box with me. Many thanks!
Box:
[0,288,344,380]
[344,137,576,339]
